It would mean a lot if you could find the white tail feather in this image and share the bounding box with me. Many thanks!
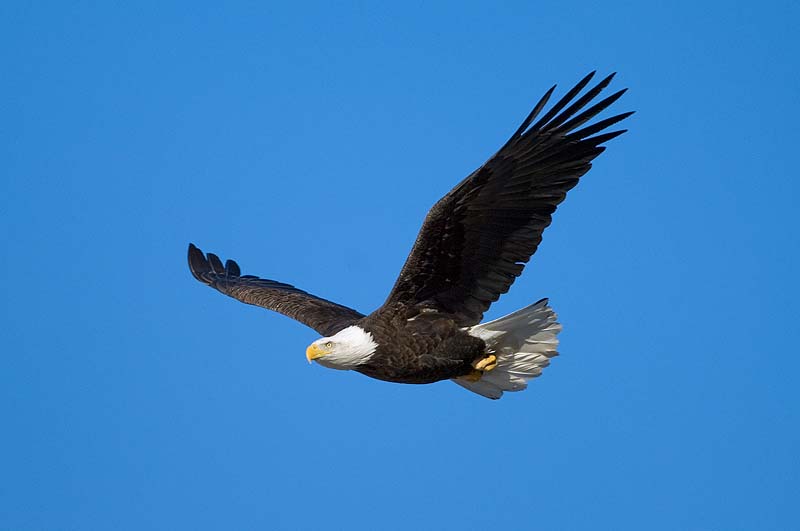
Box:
[452,298,562,399]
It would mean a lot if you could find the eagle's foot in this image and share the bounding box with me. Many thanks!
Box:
[455,355,497,383]
[472,354,497,372]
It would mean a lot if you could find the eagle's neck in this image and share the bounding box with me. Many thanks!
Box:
[317,325,378,370]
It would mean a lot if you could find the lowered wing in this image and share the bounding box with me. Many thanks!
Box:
[384,72,633,326]
[188,244,364,336]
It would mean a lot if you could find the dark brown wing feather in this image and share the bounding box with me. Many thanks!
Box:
[188,244,364,336]
[384,72,633,326]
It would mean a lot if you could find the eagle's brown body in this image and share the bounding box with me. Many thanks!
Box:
[355,305,486,384]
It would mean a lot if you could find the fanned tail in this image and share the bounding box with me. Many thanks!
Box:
[454,298,562,399]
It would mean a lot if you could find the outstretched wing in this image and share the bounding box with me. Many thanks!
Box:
[188,244,364,336]
[384,72,633,326]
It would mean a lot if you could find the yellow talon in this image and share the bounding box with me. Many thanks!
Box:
[472,354,497,372]
[459,354,498,382]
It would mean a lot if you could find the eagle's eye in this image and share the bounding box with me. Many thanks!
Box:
[325,341,333,349]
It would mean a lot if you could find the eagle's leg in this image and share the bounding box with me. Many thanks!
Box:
[472,353,497,372]
[455,354,498,382]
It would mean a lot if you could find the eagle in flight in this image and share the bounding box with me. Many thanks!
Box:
[188,71,632,399]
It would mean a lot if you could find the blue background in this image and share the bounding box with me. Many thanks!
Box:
[3,2,798,530]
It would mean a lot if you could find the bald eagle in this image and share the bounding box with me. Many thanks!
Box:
[188,72,632,399]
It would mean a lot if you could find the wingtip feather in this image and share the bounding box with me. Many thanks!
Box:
[188,243,212,282]
[206,253,224,273]
[225,259,241,277]
[529,71,598,132]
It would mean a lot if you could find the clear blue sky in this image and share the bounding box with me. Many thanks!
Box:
[2,2,798,530]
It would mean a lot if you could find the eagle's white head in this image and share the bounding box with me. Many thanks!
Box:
[305,325,378,370]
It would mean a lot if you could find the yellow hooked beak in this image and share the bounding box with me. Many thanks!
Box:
[306,343,326,363]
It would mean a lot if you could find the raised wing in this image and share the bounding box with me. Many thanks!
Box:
[384,72,633,326]
[188,244,364,336]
